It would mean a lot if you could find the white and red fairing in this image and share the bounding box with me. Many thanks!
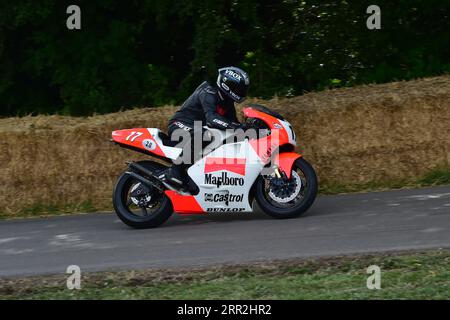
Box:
[111,106,301,214]
[111,128,183,160]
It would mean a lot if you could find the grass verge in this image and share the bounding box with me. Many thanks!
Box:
[320,167,450,194]
[0,201,97,220]
[1,249,449,299]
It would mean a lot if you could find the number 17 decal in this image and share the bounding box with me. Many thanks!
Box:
[126,131,143,142]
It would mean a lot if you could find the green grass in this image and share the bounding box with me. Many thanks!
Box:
[419,167,450,185]
[320,167,450,195]
[0,201,97,220]
[1,250,449,300]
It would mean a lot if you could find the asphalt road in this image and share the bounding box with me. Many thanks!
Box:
[1,185,450,278]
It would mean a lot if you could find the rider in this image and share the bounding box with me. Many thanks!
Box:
[163,66,250,188]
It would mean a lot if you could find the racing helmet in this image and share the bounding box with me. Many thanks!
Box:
[216,66,249,103]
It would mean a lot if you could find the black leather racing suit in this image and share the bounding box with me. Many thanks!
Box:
[167,81,241,173]
[169,81,241,131]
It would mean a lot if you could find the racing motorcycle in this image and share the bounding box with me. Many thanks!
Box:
[111,104,317,228]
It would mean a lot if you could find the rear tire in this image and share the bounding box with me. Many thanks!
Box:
[113,161,173,229]
[255,157,318,219]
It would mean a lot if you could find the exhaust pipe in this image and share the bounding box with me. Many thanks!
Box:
[126,161,192,195]
[125,171,164,192]
[127,161,162,178]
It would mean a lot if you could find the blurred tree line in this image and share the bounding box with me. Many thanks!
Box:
[0,0,449,116]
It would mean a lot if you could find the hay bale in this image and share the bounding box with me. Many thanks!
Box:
[1,76,449,215]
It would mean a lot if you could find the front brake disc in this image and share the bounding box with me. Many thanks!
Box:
[268,170,302,203]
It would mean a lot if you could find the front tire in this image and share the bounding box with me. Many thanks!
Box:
[255,157,318,219]
[113,162,173,229]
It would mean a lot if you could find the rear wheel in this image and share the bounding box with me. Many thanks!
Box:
[113,162,172,229]
[255,157,317,219]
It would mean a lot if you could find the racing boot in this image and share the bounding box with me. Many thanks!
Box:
[160,165,188,189]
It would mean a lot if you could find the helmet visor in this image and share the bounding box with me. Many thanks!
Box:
[226,79,248,103]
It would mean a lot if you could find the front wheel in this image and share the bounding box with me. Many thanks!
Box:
[255,157,318,219]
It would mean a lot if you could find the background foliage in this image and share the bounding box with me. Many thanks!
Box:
[1,0,449,116]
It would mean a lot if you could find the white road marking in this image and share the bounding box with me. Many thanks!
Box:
[50,234,82,246]
[420,227,444,233]
[0,237,26,245]
[403,193,450,201]
[0,248,34,255]
[48,234,117,250]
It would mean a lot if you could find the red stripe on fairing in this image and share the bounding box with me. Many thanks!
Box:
[204,157,246,176]
[165,190,205,214]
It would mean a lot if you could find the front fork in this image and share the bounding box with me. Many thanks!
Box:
[273,166,282,179]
